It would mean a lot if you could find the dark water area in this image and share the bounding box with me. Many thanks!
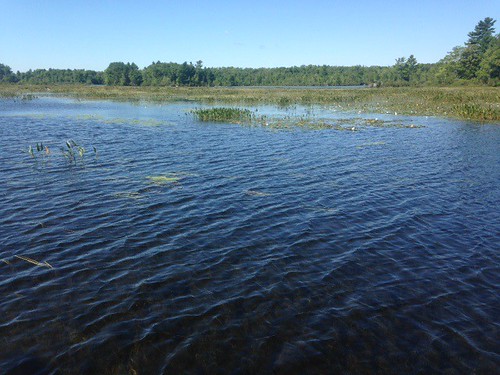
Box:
[0,97,499,374]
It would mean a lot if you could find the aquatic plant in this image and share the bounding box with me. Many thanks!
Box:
[61,139,91,164]
[27,139,97,165]
[14,255,53,269]
[27,142,50,158]
[191,107,254,123]
[452,103,499,121]
[146,174,182,185]
[3,84,499,121]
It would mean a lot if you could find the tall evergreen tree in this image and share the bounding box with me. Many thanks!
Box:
[467,17,496,52]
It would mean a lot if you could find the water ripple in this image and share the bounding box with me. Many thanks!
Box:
[0,98,499,374]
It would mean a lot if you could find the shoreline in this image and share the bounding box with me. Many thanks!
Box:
[1,84,499,122]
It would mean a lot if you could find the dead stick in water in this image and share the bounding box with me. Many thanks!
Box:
[15,255,53,269]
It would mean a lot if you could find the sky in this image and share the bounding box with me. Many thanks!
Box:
[1,0,498,72]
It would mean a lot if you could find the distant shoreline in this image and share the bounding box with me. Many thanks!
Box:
[0,84,498,122]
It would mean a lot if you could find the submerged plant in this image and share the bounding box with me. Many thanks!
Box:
[146,174,182,186]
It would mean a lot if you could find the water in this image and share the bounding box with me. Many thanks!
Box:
[0,97,498,374]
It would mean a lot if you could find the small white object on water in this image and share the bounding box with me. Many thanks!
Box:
[351,127,356,131]
[394,112,397,116]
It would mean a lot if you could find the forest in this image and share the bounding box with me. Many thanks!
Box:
[0,17,498,87]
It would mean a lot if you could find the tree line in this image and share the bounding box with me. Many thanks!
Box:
[1,17,498,87]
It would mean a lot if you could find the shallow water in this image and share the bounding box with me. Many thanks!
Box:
[0,97,499,374]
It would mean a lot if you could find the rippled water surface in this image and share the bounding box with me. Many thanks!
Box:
[1,97,499,374]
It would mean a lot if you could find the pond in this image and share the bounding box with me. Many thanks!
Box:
[0,96,499,374]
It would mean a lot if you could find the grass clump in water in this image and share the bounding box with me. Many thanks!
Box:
[191,107,254,124]
[452,103,499,121]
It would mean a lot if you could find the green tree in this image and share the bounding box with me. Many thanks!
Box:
[104,62,128,85]
[477,35,500,84]
[467,17,496,52]
[104,62,142,86]
[457,44,483,79]
[394,55,418,82]
[434,46,464,84]
[0,63,17,82]
[128,63,143,86]
[454,17,498,79]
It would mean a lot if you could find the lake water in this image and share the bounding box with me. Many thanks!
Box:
[0,96,499,374]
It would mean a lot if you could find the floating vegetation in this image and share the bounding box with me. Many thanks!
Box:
[14,255,53,269]
[146,174,182,186]
[189,109,426,131]
[191,107,254,123]
[75,114,169,127]
[129,119,165,127]
[245,190,271,197]
[361,118,423,128]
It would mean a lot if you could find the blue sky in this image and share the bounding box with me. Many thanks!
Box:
[1,0,498,72]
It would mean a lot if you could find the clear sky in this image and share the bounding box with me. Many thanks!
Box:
[1,0,498,72]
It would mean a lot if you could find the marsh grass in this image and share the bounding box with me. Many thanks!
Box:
[189,106,427,130]
[2,84,498,121]
[452,103,499,121]
[191,107,254,123]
